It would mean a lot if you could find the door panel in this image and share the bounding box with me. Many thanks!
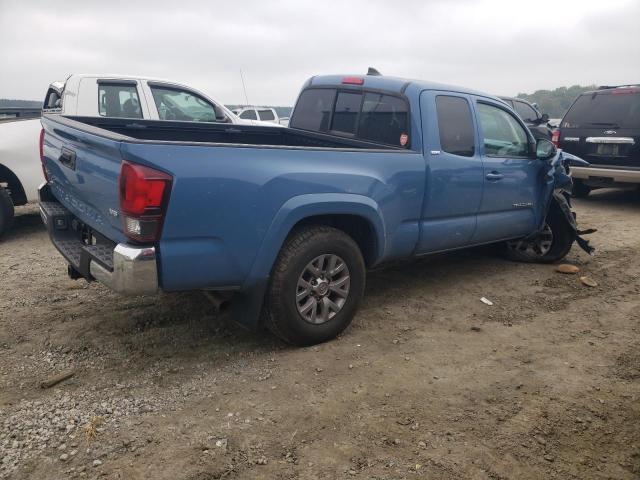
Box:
[417,91,483,254]
[472,99,542,244]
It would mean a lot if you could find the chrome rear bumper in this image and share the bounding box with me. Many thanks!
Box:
[89,244,158,295]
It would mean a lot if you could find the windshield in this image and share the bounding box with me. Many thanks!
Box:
[562,90,640,128]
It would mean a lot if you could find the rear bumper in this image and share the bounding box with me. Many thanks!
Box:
[38,183,158,295]
[571,166,640,184]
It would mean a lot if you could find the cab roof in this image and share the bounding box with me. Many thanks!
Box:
[307,74,495,99]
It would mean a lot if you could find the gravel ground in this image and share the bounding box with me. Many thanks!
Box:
[1,188,639,479]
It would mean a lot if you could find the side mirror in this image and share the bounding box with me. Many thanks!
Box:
[539,113,549,124]
[536,138,557,160]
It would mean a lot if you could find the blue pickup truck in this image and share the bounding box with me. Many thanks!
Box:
[39,73,592,345]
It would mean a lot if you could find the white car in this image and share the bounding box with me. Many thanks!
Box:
[0,73,275,236]
[232,106,288,126]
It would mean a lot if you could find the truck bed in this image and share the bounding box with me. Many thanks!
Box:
[59,115,401,150]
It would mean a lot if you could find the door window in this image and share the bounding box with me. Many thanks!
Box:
[513,101,539,123]
[477,103,529,157]
[435,95,475,157]
[240,109,258,120]
[150,86,224,122]
[98,84,142,118]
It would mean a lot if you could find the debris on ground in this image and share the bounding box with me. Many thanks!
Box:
[480,297,494,306]
[39,370,75,389]
[580,276,598,287]
[556,264,580,274]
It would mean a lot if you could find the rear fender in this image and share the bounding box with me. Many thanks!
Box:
[230,193,385,329]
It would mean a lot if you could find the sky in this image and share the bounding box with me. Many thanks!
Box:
[0,0,639,106]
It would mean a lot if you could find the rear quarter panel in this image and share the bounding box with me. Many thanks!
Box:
[120,142,426,291]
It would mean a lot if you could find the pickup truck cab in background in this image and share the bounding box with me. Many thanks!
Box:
[0,73,272,236]
[39,72,589,345]
[553,84,640,197]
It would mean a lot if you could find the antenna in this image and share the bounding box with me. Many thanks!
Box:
[239,69,250,107]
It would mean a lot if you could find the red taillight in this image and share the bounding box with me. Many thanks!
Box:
[39,128,49,181]
[119,161,172,243]
[551,129,560,147]
[342,77,364,85]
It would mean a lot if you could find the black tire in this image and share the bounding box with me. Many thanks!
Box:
[0,187,15,238]
[572,179,591,198]
[264,225,366,346]
[504,206,574,263]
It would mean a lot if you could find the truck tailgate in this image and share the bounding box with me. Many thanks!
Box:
[41,115,128,244]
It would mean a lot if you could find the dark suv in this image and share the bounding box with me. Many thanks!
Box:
[554,85,640,197]
[499,96,552,140]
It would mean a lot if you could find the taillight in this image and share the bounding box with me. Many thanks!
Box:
[551,129,560,147]
[39,128,49,181]
[119,161,172,243]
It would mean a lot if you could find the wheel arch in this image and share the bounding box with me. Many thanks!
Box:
[0,163,27,206]
[245,193,386,289]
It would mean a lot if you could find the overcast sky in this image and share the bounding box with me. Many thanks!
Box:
[1,0,639,105]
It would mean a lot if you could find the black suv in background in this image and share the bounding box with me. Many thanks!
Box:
[499,96,553,140]
[554,85,640,197]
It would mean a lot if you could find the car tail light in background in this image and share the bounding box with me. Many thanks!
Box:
[39,128,49,181]
[341,77,364,85]
[119,161,172,243]
[551,129,560,147]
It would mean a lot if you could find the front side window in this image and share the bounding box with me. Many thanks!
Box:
[290,88,336,132]
[513,101,538,123]
[240,109,258,120]
[150,86,223,122]
[331,91,362,135]
[259,109,275,121]
[98,84,142,118]
[477,103,529,157]
[358,93,409,147]
[435,95,475,157]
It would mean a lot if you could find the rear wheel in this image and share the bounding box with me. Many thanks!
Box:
[0,187,15,238]
[264,226,366,346]
[505,206,573,263]
[572,179,591,198]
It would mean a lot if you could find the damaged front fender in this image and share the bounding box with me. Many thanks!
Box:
[536,150,595,255]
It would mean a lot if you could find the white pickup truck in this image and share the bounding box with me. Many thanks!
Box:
[0,74,268,236]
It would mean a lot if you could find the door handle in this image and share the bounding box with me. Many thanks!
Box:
[58,147,76,170]
[486,172,504,181]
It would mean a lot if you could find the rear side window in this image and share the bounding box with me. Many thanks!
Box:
[258,109,275,121]
[291,88,336,132]
[435,96,475,157]
[513,101,538,122]
[240,109,258,120]
[331,91,362,135]
[99,84,142,118]
[358,93,409,147]
[563,91,640,128]
[43,88,62,110]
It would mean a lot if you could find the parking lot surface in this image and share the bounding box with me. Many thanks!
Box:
[1,189,639,480]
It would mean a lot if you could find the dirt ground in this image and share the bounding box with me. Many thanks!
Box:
[1,188,639,480]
